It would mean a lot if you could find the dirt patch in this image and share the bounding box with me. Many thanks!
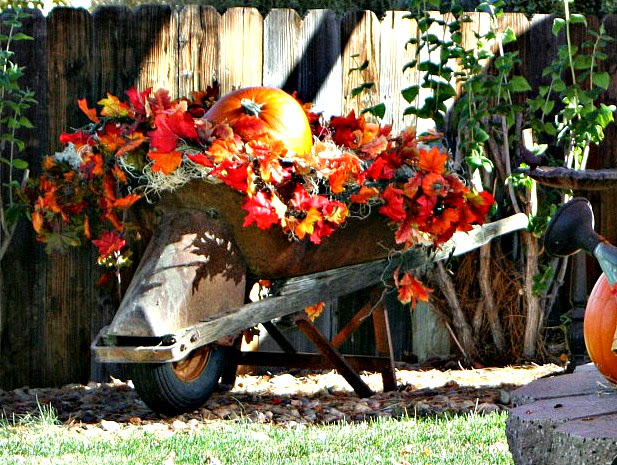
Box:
[0,363,563,434]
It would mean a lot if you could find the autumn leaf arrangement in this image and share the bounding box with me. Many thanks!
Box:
[27,85,494,306]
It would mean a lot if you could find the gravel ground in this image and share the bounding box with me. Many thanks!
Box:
[0,362,564,435]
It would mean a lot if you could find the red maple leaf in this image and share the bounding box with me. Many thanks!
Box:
[212,159,249,192]
[379,186,406,223]
[242,192,280,229]
[330,111,362,148]
[92,231,126,259]
[59,130,92,147]
[232,115,270,141]
[125,86,151,117]
[149,110,198,153]
[149,88,173,113]
[186,152,214,168]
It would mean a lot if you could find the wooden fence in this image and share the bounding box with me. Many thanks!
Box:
[2,6,617,389]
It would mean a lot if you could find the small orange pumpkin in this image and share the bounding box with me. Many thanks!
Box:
[584,273,617,383]
[205,86,313,155]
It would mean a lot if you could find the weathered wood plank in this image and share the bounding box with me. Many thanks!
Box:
[342,10,380,118]
[92,6,138,96]
[291,9,342,118]
[177,5,220,98]
[90,5,140,382]
[45,7,99,386]
[0,9,48,389]
[133,5,178,96]
[263,8,302,89]
[219,7,263,94]
[380,11,417,134]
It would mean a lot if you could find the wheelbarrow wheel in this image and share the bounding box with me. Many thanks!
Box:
[127,344,227,416]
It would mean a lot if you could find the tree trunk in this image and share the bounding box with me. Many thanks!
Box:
[479,244,506,353]
[523,231,542,359]
[434,261,477,362]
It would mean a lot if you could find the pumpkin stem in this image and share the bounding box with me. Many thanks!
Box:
[240,98,265,117]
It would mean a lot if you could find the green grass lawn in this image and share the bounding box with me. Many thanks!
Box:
[0,411,513,465]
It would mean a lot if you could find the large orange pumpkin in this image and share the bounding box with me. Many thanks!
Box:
[205,87,313,155]
[584,273,617,383]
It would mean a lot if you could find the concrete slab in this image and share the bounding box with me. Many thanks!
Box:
[507,365,617,465]
[510,365,614,406]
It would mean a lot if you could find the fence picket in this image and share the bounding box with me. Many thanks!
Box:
[219,7,263,93]
[178,5,221,98]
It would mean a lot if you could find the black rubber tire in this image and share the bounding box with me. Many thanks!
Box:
[126,344,227,416]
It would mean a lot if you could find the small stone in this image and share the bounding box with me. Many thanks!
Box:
[170,420,188,431]
[499,390,511,405]
[99,420,121,433]
[477,403,500,414]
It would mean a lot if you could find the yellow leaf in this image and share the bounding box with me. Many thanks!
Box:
[294,208,322,239]
[97,93,130,118]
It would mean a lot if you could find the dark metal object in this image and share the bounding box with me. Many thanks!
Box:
[544,198,617,281]
[523,167,617,190]
[544,198,602,257]
[545,198,617,364]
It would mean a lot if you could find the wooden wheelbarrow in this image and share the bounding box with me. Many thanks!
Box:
[91,180,528,415]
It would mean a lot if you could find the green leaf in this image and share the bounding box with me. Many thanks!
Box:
[402,59,418,72]
[401,85,420,103]
[474,127,490,143]
[12,159,28,170]
[552,18,566,36]
[10,32,33,41]
[508,76,532,92]
[544,122,557,136]
[593,71,610,90]
[569,13,587,25]
[361,103,386,119]
[542,100,555,114]
[501,27,517,45]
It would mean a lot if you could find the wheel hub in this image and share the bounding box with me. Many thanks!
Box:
[171,346,212,382]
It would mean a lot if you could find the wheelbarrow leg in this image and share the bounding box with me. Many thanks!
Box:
[294,313,374,398]
[372,305,397,391]
[219,337,242,391]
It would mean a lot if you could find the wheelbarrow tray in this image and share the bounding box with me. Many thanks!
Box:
[154,179,398,278]
[91,197,529,364]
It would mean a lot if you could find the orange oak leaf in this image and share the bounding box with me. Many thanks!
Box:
[305,302,326,321]
[395,269,432,308]
[417,146,448,175]
[350,186,380,204]
[97,93,130,118]
[114,194,141,210]
[31,210,43,233]
[78,98,100,123]
[116,134,148,158]
[148,150,183,175]
[83,215,91,239]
